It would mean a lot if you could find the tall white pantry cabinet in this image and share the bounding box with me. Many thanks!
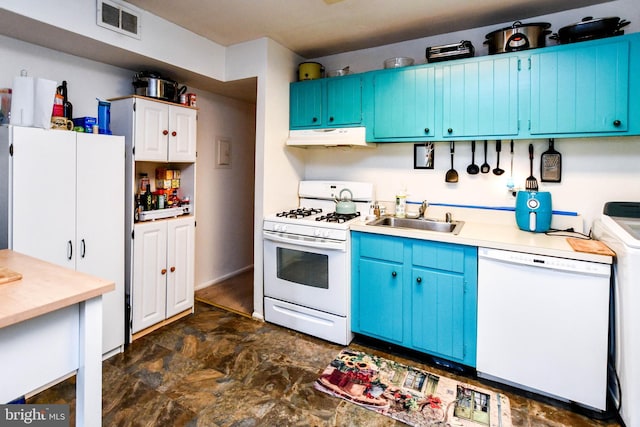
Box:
[110,96,197,340]
[0,125,125,358]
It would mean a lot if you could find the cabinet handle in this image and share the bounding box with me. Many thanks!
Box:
[312,117,318,123]
[447,128,453,134]
[391,271,397,277]
[424,128,430,134]
[170,266,176,272]
[161,268,167,275]
[171,131,177,137]
[613,119,622,127]
[81,239,86,258]
[416,277,422,284]
[163,130,169,136]
[67,240,73,260]
[329,116,334,122]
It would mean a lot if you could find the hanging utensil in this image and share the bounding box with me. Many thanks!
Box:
[480,140,490,173]
[493,140,505,175]
[467,140,479,175]
[525,143,539,190]
[507,140,515,190]
[445,141,459,183]
[540,138,562,182]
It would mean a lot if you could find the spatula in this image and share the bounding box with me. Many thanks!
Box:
[445,141,459,183]
[525,143,538,191]
[480,140,490,174]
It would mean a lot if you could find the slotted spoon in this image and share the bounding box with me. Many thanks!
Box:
[526,143,539,191]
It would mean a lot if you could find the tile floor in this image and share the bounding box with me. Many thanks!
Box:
[29,302,623,426]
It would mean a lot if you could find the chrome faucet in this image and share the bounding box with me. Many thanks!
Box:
[419,200,429,218]
[445,212,453,223]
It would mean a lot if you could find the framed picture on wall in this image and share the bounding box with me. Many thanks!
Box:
[414,143,434,169]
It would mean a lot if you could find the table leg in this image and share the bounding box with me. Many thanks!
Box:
[76,296,103,427]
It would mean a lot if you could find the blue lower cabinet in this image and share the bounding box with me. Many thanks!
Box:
[352,231,477,367]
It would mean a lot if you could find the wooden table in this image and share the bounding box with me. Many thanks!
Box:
[0,249,114,426]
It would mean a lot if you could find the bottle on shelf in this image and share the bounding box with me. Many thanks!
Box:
[144,184,153,211]
[57,80,73,120]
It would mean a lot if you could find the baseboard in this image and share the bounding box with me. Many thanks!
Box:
[194,264,254,291]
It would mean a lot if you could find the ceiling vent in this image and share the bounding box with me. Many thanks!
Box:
[97,0,141,39]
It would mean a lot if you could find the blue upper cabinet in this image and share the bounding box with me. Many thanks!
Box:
[326,74,363,126]
[441,56,520,138]
[290,79,323,128]
[368,66,436,141]
[289,33,640,139]
[289,75,362,129]
[529,37,630,135]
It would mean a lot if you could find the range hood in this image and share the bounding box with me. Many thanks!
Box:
[286,127,375,148]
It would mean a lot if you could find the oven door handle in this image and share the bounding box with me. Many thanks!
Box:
[263,230,346,252]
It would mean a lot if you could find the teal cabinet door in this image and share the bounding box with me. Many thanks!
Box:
[372,66,436,140]
[530,38,629,135]
[411,268,465,360]
[441,56,519,138]
[290,80,323,128]
[357,258,404,343]
[410,240,477,366]
[326,74,362,126]
[352,232,404,343]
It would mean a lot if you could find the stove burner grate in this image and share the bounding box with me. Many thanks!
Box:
[315,212,361,223]
[276,207,323,219]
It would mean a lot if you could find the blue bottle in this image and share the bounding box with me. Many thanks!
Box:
[98,100,111,135]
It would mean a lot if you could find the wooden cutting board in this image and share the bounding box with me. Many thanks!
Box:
[0,267,22,284]
[566,238,616,256]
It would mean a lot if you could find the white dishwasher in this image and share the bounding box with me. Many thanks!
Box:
[476,247,611,411]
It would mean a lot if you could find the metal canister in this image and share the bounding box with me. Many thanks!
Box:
[179,93,188,105]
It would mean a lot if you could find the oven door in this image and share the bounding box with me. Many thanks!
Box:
[263,230,349,316]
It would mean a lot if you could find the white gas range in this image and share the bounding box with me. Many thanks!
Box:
[263,181,374,345]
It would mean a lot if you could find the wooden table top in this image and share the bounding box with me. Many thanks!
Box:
[0,249,114,328]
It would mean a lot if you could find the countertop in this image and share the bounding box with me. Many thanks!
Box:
[0,249,115,328]
[350,216,613,264]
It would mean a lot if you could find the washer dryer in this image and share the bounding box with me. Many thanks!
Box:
[593,202,640,427]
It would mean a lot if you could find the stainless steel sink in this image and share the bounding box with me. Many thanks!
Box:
[367,216,464,234]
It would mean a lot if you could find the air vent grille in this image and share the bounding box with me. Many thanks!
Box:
[97,0,141,39]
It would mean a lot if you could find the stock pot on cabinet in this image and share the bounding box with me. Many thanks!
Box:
[484,21,551,54]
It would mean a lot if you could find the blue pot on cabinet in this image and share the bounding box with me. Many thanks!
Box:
[515,191,552,232]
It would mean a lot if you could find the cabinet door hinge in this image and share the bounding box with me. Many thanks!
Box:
[517,59,521,71]
[131,230,135,240]
[528,57,532,70]
[133,101,136,112]
[9,143,13,156]
[132,146,135,156]
[194,220,197,227]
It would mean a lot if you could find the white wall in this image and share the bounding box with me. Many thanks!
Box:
[304,0,640,231]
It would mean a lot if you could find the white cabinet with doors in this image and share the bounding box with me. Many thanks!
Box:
[110,96,197,339]
[128,96,197,162]
[0,125,125,358]
[132,216,194,333]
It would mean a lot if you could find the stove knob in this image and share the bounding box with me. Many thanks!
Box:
[314,229,322,237]
[281,225,288,233]
[323,230,331,238]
